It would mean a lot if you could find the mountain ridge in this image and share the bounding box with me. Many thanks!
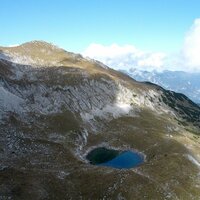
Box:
[121,68,200,103]
[0,41,200,199]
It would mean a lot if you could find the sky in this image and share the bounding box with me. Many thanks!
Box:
[1,0,200,72]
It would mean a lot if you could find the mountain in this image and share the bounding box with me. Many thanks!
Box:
[121,68,200,103]
[0,41,200,200]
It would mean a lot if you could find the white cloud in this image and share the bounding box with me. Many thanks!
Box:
[82,43,166,71]
[8,44,19,47]
[82,18,200,72]
[181,18,200,71]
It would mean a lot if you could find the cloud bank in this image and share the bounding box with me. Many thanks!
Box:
[8,44,19,47]
[182,18,200,71]
[82,18,200,72]
[83,43,166,71]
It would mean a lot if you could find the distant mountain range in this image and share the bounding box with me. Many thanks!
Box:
[121,68,200,103]
[0,41,200,199]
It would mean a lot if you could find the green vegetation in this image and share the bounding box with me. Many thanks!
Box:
[162,90,200,129]
[0,42,200,199]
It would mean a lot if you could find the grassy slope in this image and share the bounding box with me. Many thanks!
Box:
[0,42,200,199]
[1,107,199,199]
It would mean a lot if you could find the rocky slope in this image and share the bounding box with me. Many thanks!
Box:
[0,41,200,200]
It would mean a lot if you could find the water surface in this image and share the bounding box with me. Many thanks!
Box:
[86,147,144,169]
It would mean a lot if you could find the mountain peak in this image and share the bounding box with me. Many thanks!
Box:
[0,40,78,67]
[0,41,200,199]
[0,41,114,78]
[18,40,62,50]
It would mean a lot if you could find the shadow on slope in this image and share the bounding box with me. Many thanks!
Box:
[0,48,200,199]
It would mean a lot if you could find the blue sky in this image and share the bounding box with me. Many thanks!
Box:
[1,0,200,72]
[1,0,200,53]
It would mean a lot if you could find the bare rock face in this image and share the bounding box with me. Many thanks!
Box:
[0,41,200,200]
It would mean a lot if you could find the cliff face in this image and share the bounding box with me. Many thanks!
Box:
[0,41,200,199]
